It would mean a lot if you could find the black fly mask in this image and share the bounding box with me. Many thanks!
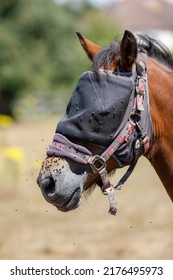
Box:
[56,70,134,146]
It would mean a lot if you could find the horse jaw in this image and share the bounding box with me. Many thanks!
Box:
[37,157,92,212]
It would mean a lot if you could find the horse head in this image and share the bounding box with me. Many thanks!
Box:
[37,30,173,214]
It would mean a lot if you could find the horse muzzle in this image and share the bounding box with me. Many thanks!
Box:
[37,157,87,212]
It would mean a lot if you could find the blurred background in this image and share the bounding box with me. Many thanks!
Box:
[0,0,173,260]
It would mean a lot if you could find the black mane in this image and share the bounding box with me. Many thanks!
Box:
[137,34,173,70]
[93,33,173,73]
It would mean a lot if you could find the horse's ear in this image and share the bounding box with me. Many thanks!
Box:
[120,30,137,71]
[76,32,102,61]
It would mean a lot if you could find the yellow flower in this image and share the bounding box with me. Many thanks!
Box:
[0,146,25,164]
[0,114,13,128]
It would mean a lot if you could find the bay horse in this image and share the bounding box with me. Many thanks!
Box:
[37,30,173,215]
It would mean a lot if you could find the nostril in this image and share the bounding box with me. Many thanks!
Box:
[41,176,56,195]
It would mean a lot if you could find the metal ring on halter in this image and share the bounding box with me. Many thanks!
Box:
[129,111,141,126]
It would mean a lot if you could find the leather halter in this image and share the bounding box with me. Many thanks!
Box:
[47,52,153,216]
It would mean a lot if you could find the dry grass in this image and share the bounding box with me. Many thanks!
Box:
[0,117,173,260]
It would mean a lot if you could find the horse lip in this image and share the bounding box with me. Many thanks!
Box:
[54,187,82,212]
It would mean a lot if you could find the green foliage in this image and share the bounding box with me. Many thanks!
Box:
[0,0,121,117]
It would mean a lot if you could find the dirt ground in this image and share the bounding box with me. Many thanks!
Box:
[0,117,173,260]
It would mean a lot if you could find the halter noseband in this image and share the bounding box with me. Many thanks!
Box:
[47,53,153,216]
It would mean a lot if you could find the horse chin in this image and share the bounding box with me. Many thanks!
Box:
[54,187,82,212]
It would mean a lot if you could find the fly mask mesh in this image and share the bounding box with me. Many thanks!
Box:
[56,70,135,146]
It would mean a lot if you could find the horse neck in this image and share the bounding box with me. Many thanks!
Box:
[146,58,173,201]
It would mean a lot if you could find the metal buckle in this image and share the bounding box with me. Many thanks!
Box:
[88,155,106,173]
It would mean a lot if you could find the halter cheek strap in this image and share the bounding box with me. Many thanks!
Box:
[87,116,149,215]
